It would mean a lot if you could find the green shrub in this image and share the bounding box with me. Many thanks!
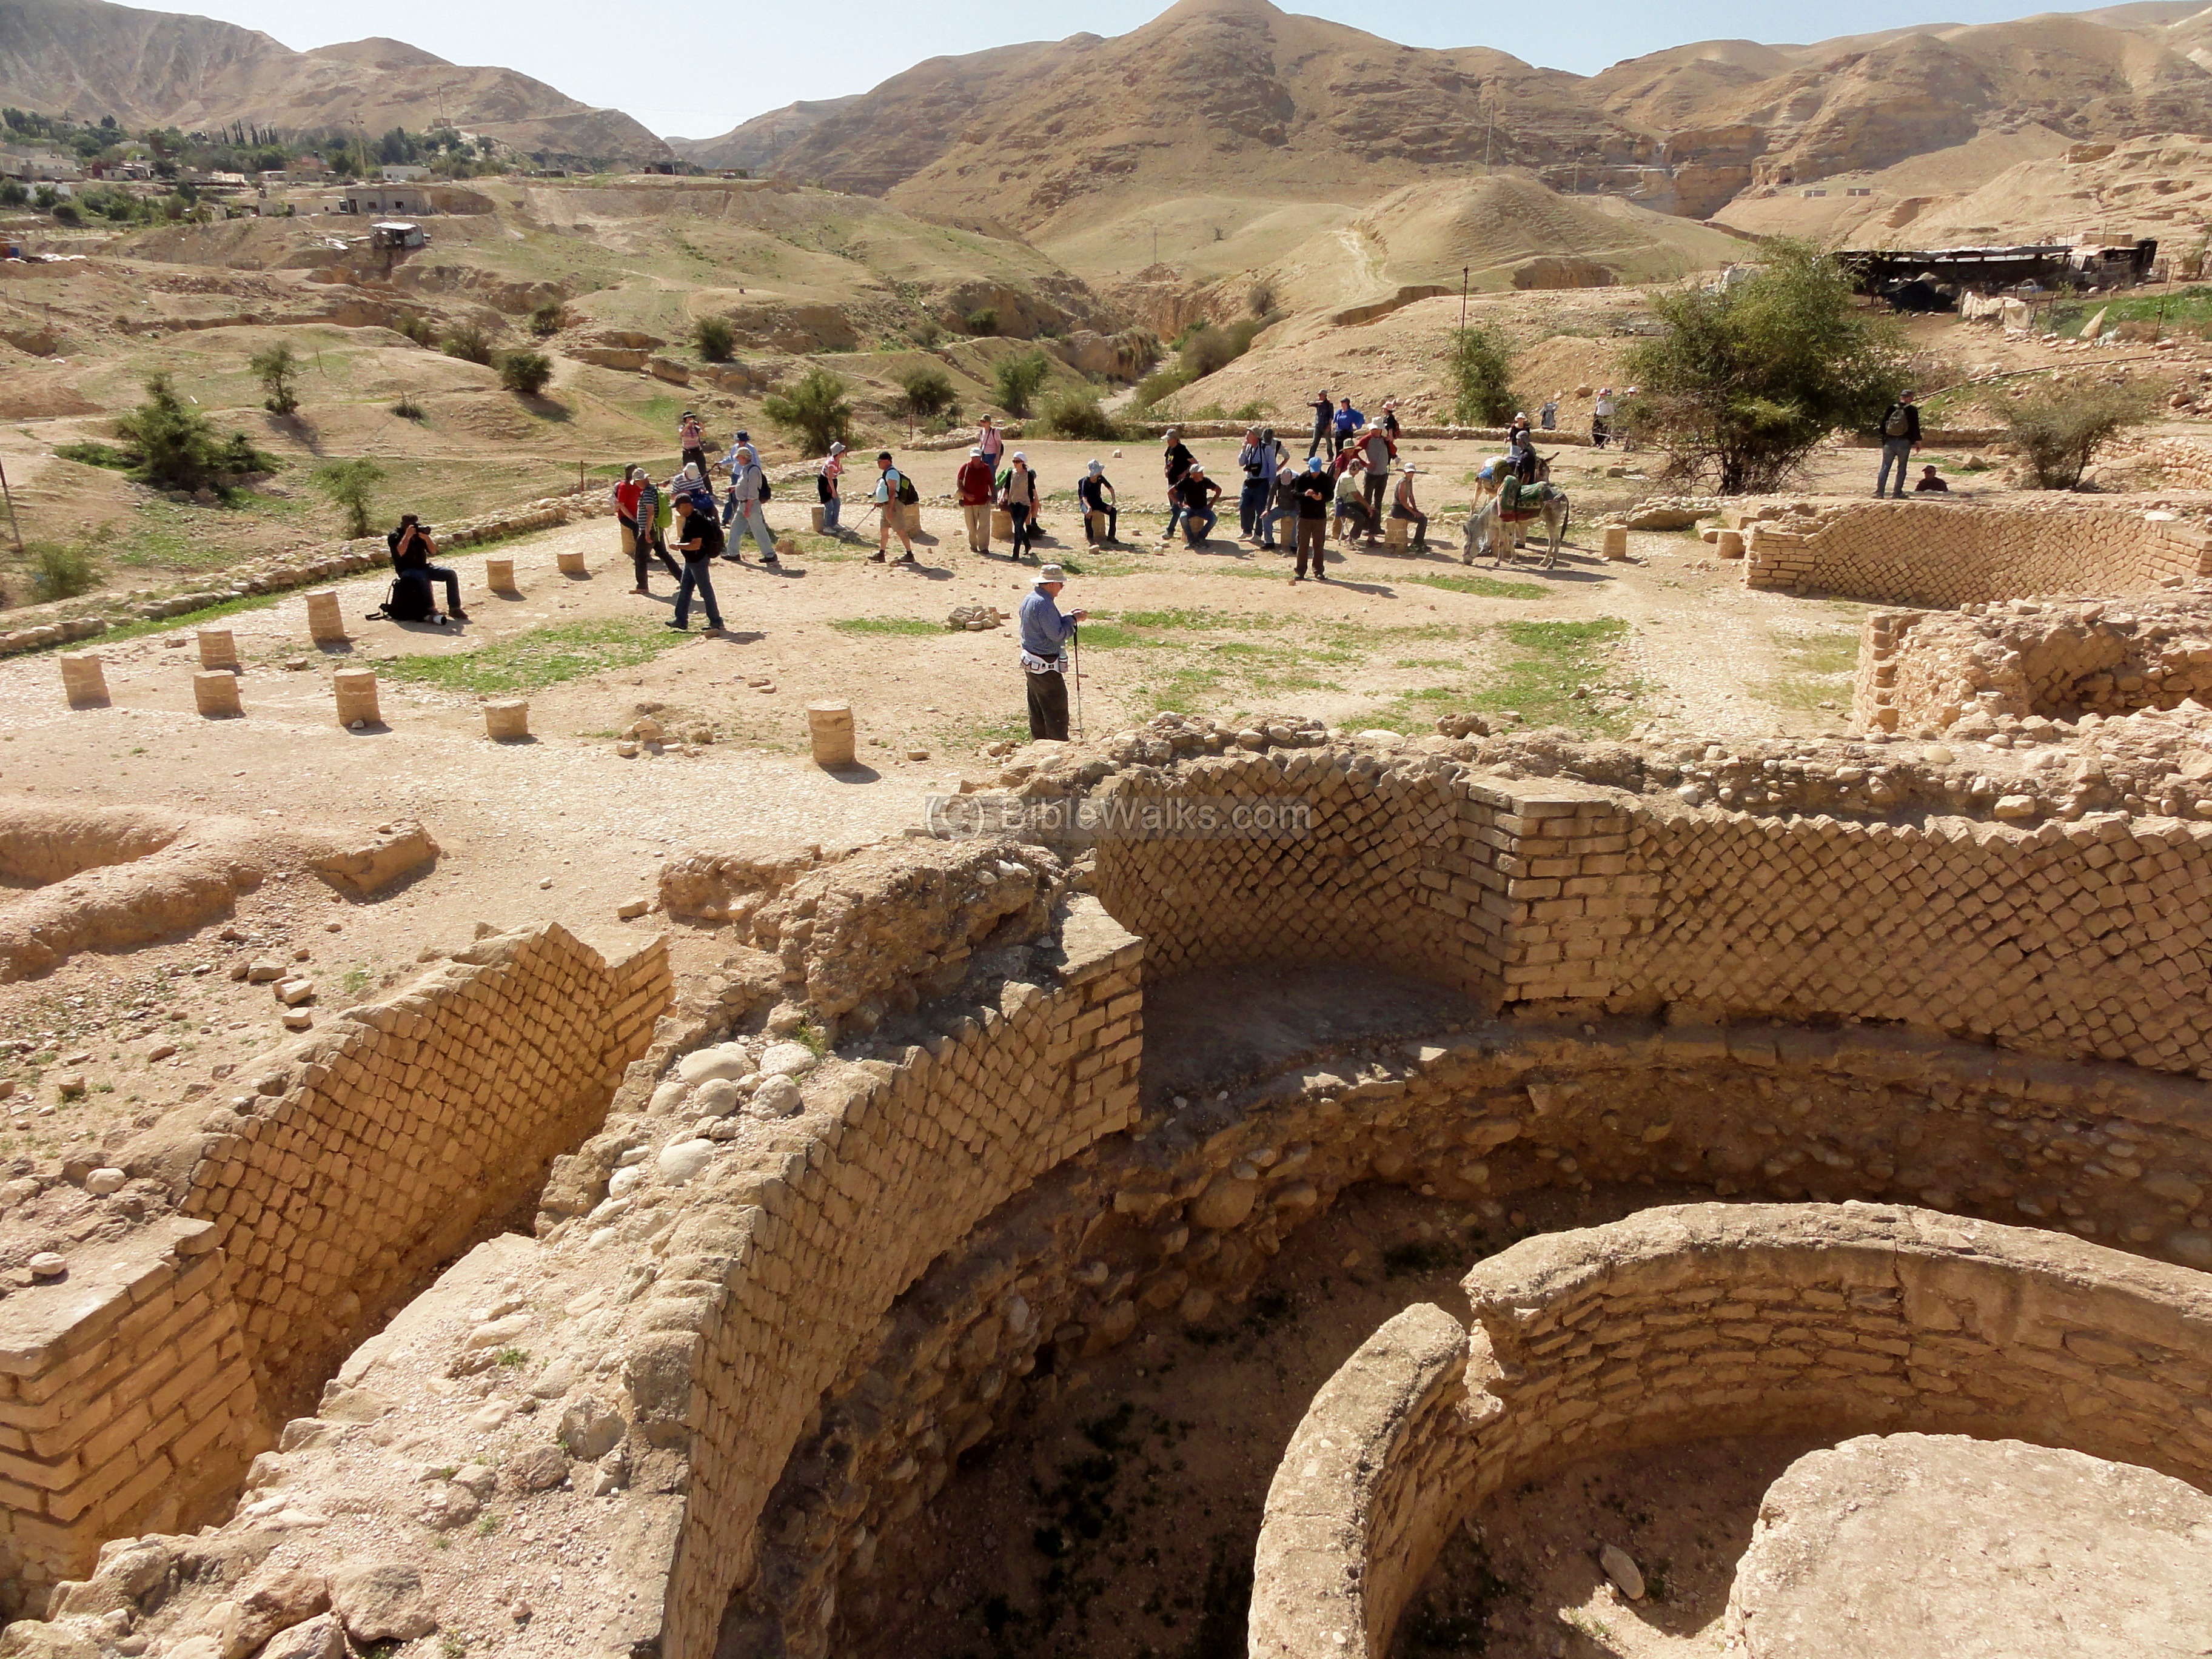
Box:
[312,459,385,538]
[0,181,26,209]
[391,394,426,421]
[1445,323,1518,425]
[1230,400,1269,422]
[114,372,267,492]
[899,366,957,421]
[993,351,1050,418]
[762,367,854,457]
[1037,387,1119,441]
[395,313,440,348]
[497,350,555,395]
[965,307,1000,337]
[1133,367,1194,409]
[248,340,301,417]
[692,316,736,362]
[443,322,494,366]
[55,441,135,471]
[50,202,81,226]
[30,541,98,600]
[1247,280,1276,317]
[528,301,567,338]
[1997,382,2156,489]
[910,315,945,348]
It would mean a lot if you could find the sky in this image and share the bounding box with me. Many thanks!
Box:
[167,0,2156,139]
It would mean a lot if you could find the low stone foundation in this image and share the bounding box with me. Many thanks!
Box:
[1248,1202,2212,1658]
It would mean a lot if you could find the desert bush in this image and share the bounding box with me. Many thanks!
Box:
[312,458,385,538]
[965,307,1000,337]
[391,394,426,421]
[910,315,945,348]
[443,322,495,366]
[528,301,567,338]
[1037,387,1119,441]
[0,181,26,209]
[395,313,440,348]
[1444,322,1518,426]
[899,366,957,421]
[1997,381,2156,489]
[993,351,1050,417]
[51,202,81,226]
[30,541,98,601]
[1133,367,1193,409]
[1247,280,1276,317]
[497,350,555,395]
[1230,400,1270,422]
[693,316,736,362]
[248,340,301,417]
[114,372,270,491]
[1623,238,1906,494]
[762,367,854,457]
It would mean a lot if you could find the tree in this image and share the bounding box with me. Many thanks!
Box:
[692,316,736,362]
[115,372,261,491]
[249,341,301,417]
[1444,321,1517,426]
[312,459,385,538]
[993,351,1050,418]
[529,301,568,338]
[443,322,495,366]
[899,366,957,421]
[762,367,854,456]
[497,350,555,395]
[1996,382,2156,489]
[1623,240,1907,494]
[1037,387,1118,441]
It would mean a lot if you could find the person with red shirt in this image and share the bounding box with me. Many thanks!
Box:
[957,446,996,554]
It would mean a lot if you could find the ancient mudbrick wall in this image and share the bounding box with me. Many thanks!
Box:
[1739,500,2212,605]
[1854,595,2212,733]
[1248,1202,2212,1659]
[653,899,1144,1659]
[175,923,670,1414]
[0,1219,260,1612]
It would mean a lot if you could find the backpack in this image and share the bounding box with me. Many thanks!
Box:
[759,475,773,502]
[374,572,437,623]
[653,491,672,531]
[1883,405,1911,438]
[896,471,919,506]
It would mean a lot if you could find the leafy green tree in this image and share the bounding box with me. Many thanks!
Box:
[1037,387,1118,441]
[443,322,495,365]
[762,367,855,457]
[497,350,555,395]
[1996,382,2156,490]
[115,373,259,491]
[1444,322,1517,426]
[993,351,1050,418]
[249,341,301,417]
[1623,240,1908,494]
[312,459,386,538]
[692,316,736,361]
[898,366,957,421]
[529,301,568,338]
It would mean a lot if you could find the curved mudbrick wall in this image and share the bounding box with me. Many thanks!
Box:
[27,734,2212,1659]
[1248,1202,2212,1658]
[1737,499,2212,605]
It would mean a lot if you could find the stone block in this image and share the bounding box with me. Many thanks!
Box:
[196,629,240,669]
[485,558,520,596]
[304,591,346,645]
[485,700,529,742]
[59,652,107,708]
[333,669,380,728]
[807,701,856,769]
[192,671,243,719]
[557,550,589,577]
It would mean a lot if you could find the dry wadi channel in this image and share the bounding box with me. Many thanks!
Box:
[4,481,2212,1659]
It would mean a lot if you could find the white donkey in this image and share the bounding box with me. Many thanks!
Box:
[1463,483,1571,568]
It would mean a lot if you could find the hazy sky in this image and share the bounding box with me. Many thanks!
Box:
[172,0,2136,138]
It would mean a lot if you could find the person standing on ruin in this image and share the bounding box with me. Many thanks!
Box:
[1000,451,1040,561]
[614,464,644,576]
[1358,421,1396,532]
[1540,394,1558,432]
[679,410,708,481]
[957,445,996,553]
[1307,388,1333,458]
[1592,387,1615,449]
[1332,395,1364,455]
[1237,423,1277,543]
[1379,399,1401,441]
[977,413,1005,474]
[1018,564,1086,740]
[1875,389,1922,498]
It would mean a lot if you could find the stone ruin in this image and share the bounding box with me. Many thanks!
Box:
[4,698,2210,1659]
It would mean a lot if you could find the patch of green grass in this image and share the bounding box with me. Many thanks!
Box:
[378,618,690,697]
[2050,283,2212,338]
[55,441,135,471]
[829,616,941,638]
[1756,628,1860,712]
[1404,572,1547,600]
[1360,616,1640,736]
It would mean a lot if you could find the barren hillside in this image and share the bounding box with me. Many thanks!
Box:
[0,0,670,164]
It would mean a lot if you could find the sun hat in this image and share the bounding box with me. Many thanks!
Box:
[969,446,984,457]
[1087,460,1103,474]
[1402,461,1419,473]
[1190,463,1205,474]
[828,441,845,455]
[1036,564,1066,585]
[1013,451,1027,462]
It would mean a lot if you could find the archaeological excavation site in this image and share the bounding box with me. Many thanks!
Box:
[2,474,2211,1659]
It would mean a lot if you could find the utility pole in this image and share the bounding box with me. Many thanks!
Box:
[1483,89,1495,173]
[0,458,22,553]
[1459,266,1469,340]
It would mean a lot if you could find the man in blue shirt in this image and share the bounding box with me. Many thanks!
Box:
[1332,396,1364,455]
[1017,565,1087,740]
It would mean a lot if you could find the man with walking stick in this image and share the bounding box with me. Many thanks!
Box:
[1018,564,1086,742]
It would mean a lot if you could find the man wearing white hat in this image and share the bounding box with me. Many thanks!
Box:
[1018,565,1087,740]
[1592,387,1616,449]
[1390,461,1429,551]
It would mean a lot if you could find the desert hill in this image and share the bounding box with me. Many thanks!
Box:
[666,97,862,175]
[0,0,670,165]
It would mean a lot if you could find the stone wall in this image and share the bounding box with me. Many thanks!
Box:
[1854,595,2212,733]
[1737,500,2212,605]
[0,1219,260,1616]
[0,924,668,1614]
[170,923,670,1415]
[1247,1202,2212,1659]
[2110,434,2212,492]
